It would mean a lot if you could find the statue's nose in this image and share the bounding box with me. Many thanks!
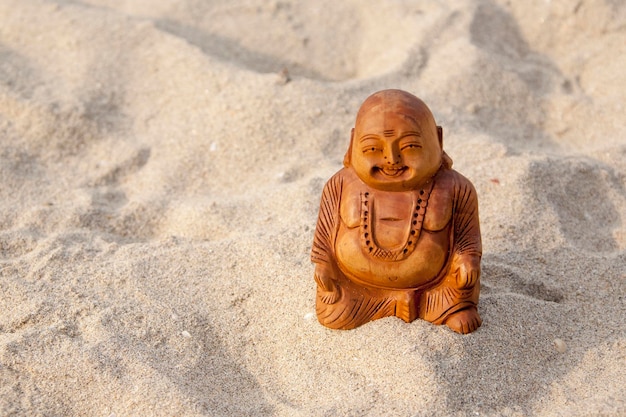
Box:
[383,146,401,165]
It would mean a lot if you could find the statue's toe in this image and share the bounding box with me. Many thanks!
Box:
[319,289,341,305]
[444,308,482,334]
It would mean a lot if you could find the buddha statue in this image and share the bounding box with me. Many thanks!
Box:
[311,89,482,334]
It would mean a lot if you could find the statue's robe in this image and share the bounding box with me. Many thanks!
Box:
[311,166,481,330]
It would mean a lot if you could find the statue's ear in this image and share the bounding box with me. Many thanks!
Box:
[437,126,453,168]
[343,128,355,167]
[437,126,443,148]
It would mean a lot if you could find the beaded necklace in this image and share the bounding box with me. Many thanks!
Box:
[359,179,435,261]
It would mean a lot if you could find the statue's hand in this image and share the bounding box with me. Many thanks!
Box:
[454,255,481,289]
[314,263,341,304]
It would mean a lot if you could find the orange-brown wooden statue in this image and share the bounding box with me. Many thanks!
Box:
[311,89,482,334]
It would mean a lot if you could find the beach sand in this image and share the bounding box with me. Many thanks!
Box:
[1,0,625,415]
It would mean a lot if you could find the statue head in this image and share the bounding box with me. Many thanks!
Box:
[344,89,448,191]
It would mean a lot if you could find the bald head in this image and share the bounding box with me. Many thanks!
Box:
[346,89,446,191]
[355,90,436,130]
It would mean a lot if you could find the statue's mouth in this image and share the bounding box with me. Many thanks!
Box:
[377,166,407,178]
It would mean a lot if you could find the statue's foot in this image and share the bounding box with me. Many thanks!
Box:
[395,291,418,322]
[444,307,482,334]
[319,288,341,305]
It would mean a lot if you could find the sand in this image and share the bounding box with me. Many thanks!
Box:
[1,0,625,415]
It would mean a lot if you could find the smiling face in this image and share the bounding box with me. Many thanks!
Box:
[348,90,443,191]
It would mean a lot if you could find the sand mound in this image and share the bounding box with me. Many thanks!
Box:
[1,0,624,415]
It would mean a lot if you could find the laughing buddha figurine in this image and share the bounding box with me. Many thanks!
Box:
[311,89,482,334]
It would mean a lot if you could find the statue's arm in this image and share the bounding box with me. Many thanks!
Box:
[311,173,343,303]
[451,174,482,289]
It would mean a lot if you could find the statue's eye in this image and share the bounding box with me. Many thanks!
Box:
[362,146,381,154]
[401,143,421,151]
[400,133,422,150]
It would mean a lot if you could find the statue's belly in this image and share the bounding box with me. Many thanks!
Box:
[335,225,450,290]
